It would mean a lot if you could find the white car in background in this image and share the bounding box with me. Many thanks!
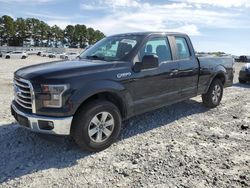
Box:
[26,48,41,55]
[0,50,11,57]
[39,51,47,57]
[60,52,80,60]
[41,52,53,57]
[55,52,66,58]
[48,52,66,58]
[4,51,28,59]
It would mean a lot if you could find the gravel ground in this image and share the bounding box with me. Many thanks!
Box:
[0,56,249,187]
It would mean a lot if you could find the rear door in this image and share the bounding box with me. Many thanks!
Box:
[172,36,199,98]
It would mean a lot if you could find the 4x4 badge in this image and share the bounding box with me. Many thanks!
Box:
[117,72,131,79]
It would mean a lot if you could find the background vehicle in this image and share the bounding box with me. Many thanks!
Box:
[26,48,41,55]
[239,55,250,62]
[0,50,5,57]
[54,52,66,58]
[60,52,80,60]
[0,50,11,57]
[239,63,250,83]
[48,52,56,58]
[0,50,6,57]
[4,51,27,59]
[11,32,234,151]
[40,51,53,57]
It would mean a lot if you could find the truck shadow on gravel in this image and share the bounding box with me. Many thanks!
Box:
[232,82,250,89]
[0,99,208,183]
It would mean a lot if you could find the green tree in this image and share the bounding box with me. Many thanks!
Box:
[39,21,50,46]
[64,25,75,45]
[0,15,15,45]
[0,17,4,45]
[94,30,105,42]
[15,17,27,46]
[0,15,105,47]
[26,18,43,45]
[87,27,95,44]
[74,24,87,47]
[49,25,63,47]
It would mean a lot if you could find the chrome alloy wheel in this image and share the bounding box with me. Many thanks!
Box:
[212,84,221,104]
[88,112,115,143]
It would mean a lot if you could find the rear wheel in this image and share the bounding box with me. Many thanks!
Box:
[202,79,223,108]
[21,56,26,59]
[71,100,122,152]
[239,78,247,84]
[5,56,10,59]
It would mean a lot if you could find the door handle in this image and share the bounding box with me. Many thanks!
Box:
[170,69,179,76]
[171,69,179,73]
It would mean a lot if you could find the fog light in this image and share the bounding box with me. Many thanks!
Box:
[38,120,54,130]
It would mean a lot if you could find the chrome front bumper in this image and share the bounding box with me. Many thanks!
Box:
[11,103,73,135]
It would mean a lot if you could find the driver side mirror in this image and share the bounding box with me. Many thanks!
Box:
[133,55,159,72]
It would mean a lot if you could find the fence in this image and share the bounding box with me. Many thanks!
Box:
[0,46,83,54]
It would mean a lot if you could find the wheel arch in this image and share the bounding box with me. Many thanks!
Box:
[71,80,133,121]
[204,66,227,93]
[74,91,127,118]
[213,72,226,85]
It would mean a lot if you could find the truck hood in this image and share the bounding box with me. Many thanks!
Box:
[15,59,128,82]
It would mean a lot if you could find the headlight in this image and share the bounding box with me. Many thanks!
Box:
[41,84,68,108]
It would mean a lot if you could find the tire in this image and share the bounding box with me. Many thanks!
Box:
[5,56,10,59]
[71,100,122,152]
[21,56,26,59]
[239,78,247,84]
[202,79,223,108]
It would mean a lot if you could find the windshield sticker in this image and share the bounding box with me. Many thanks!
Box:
[121,39,136,45]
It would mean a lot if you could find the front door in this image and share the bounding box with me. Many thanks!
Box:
[131,35,180,114]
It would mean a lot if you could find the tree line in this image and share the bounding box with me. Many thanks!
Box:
[0,15,105,48]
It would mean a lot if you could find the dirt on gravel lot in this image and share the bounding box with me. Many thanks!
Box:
[0,56,249,187]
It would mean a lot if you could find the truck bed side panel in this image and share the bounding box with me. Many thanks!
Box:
[197,56,234,94]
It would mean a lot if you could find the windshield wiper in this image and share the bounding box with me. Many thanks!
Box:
[86,55,105,60]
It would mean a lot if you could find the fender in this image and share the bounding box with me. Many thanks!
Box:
[204,65,227,93]
[70,80,133,117]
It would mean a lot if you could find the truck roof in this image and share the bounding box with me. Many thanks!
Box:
[110,31,186,37]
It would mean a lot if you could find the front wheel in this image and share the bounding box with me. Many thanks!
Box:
[71,100,122,152]
[202,79,223,108]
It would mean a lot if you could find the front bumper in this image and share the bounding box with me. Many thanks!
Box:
[11,103,73,135]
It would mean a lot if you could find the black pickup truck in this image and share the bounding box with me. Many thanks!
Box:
[11,32,234,151]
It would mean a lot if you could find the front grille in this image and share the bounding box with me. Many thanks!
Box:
[14,78,33,110]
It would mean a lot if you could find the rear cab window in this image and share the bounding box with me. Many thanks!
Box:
[175,37,191,60]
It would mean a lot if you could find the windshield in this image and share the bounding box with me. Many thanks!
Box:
[80,35,142,61]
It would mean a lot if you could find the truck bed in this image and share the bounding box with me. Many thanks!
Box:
[197,56,234,93]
